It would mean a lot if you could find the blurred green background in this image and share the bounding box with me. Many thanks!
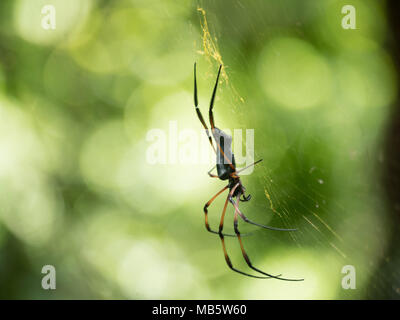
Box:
[0,0,398,299]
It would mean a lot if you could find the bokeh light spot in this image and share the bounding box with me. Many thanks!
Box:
[258,37,332,110]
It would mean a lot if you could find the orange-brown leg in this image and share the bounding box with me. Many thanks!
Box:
[216,183,275,279]
[231,196,304,281]
[203,185,240,237]
[218,232,272,279]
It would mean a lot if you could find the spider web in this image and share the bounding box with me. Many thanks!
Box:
[192,0,392,298]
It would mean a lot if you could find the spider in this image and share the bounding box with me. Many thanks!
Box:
[193,63,303,281]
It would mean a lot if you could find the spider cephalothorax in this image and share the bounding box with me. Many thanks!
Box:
[194,63,303,281]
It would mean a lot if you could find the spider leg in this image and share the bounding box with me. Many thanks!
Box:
[217,184,278,279]
[194,63,216,153]
[235,159,263,175]
[207,165,219,178]
[218,233,275,279]
[195,64,236,174]
[209,65,222,130]
[230,197,298,232]
[203,185,247,237]
[232,196,304,281]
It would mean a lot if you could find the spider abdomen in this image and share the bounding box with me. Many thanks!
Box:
[216,162,235,180]
[212,127,236,180]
